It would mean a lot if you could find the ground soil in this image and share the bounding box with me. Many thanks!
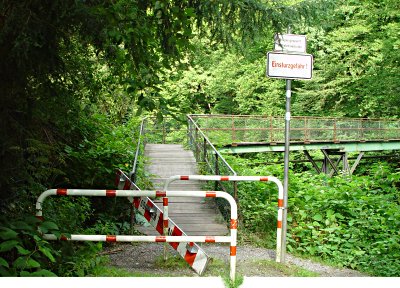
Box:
[105,242,367,277]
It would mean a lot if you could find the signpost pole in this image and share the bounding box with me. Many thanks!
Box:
[281,78,290,263]
[281,26,291,263]
[267,27,312,263]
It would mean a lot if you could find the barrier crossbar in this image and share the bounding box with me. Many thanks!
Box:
[35,188,238,281]
[163,175,285,262]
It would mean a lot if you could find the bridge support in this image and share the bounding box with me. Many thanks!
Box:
[303,150,364,176]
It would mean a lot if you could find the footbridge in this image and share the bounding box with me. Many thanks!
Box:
[126,114,399,275]
[135,114,400,190]
[188,114,400,176]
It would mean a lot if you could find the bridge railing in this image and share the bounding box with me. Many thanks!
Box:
[189,114,400,146]
[187,115,237,203]
[130,117,188,185]
[131,116,238,203]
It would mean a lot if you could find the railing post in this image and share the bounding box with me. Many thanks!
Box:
[214,153,219,191]
[333,120,337,143]
[232,115,236,143]
[304,117,310,143]
[195,128,199,161]
[203,138,207,163]
[187,116,193,148]
[270,116,273,143]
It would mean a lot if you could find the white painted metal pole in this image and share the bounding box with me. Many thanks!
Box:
[281,83,291,263]
[36,188,238,281]
[163,175,284,263]
[282,26,292,263]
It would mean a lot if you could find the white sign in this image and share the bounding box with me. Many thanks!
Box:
[274,34,307,53]
[267,52,313,80]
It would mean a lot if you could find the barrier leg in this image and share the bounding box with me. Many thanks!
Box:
[163,197,169,260]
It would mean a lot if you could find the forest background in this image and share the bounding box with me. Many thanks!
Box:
[0,0,399,277]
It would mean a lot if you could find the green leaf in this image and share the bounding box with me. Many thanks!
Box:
[39,247,56,262]
[0,257,9,268]
[16,245,31,255]
[12,221,34,231]
[13,257,41,269]
[30,269,57,277]
[313,214,323,221]
[39,221,59,231]
[0,240,19,252]
[0,266,12,276]
[20,271,33,276]
[0,227,18,240]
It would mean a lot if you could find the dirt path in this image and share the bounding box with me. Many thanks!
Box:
[105,242,366,277]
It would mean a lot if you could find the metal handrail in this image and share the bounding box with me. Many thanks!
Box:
[189,114,400,145]
[187,114,237,176]
[130,117,147,182]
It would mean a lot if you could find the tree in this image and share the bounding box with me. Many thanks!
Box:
[0,0,333,209]
[294,0,400,118]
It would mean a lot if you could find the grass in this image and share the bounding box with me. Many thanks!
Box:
[253,259,319,277]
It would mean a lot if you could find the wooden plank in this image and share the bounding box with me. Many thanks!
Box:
[143,143,229,236]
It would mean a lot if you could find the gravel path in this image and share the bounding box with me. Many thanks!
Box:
[106,242,366,277]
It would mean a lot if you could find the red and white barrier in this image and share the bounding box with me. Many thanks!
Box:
[163,175,285,263]
[115,169,210,275]
[35,188,238,281]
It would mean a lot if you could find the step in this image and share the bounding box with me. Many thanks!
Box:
[142,143,229,237]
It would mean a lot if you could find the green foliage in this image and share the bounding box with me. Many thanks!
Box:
[0,214,108,277]
[230,154,400,276]
[294,0,400,118]
[0,216,58,276]
[63,113,138,188]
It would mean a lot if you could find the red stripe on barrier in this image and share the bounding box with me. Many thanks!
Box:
[184,250,196,266]
[220,176,229,181]
[60,235,68,241]
[278,199,284,208]
[163,219,169,228]
[56,189,67,196]
[260,177,269,181]
[206,192,216,198]
[156,215,163,235]
[147,200,154,208]
[230,219,238,229]
[156,191,167,197]
[277,220,282,228]
[156,236,166,242]
[106,190,116,197]
[180,176,189,180]
[205,236,215,243]
[170,225,183,250]
[230,246,237,256]
[133,197,140,209]
[106,235,117,242]
[144,203,152,221]
[144,211,151,221]
[123,180,131,190]
[35,215,44,221]
[163,197,168,206]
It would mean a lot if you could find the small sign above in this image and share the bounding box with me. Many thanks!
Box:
[267,52,313,80]
[274,34,307,53]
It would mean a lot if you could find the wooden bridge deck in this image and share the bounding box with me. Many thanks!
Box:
[136,144,228,236]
